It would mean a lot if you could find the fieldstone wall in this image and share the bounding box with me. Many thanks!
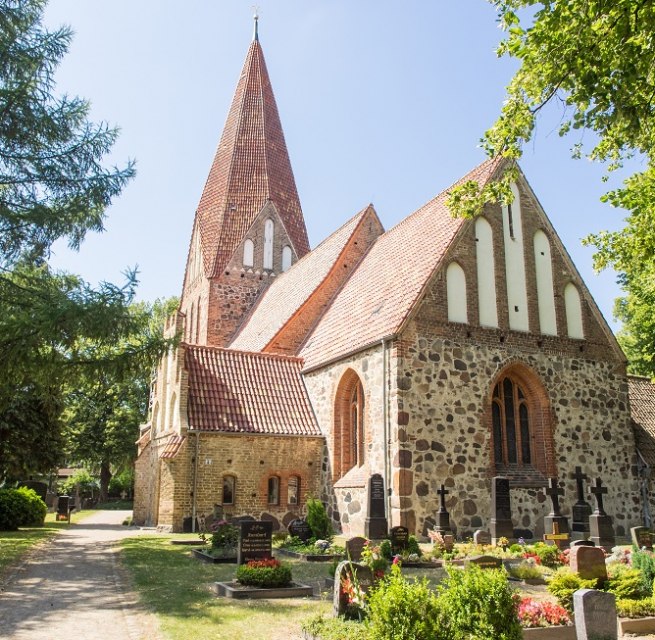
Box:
[303,344,394,536]
[394,328,640,540]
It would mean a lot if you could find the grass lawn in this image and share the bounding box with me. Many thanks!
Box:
[0,509,95,579]
[120,535,333,640]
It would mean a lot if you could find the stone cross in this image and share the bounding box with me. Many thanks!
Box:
[545,477,564,516]
[437,484,449,512]
[573,466,588,503]
[590,478,608,516]
[543,520,570,550]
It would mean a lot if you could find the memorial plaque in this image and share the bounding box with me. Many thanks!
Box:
[631,526,653,549]
[365,473,388,539]
[237,520,273,564]
[473,530,491,546]
[490,477,514,542]
[346,536,367,562]
[390,526,409,554]
[288,518,313,543]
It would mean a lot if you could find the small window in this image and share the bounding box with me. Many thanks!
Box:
[243,239,254,268]
[267,476,280,505]
[222,475,236,505]
[263,219,274,270]
[282,245,292,272]
[288,476,300,505]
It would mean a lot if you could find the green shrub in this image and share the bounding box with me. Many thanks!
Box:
[632,549,655,595]
[306,496,333,540]
[16,487,47,526]
[604,565,648,600]
[59,469,97,498]
[380,538,393,560]
[367,565,444,640]
[302,614,368,640]
[235,558,292,588]
[508,562,544,581]
[210,522,239,549]
[530,542,563,568]
[509,543,524,554]
[407,534,422,557]
[438,565,522,640]
[547,567,598,613]
[0,487,46,530]
[108,468,134,497]
[616,597,655,618]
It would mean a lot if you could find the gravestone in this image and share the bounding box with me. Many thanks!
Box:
[543,478,570,546]
[333,560,374,617]
[288,518,313,543]
[490,477,514,543]
[390,526,409,555]
[237,520,272,564]
[346,536,367,562]
[543,520,570,550]
[569,545,608,582]
[473,529,491,546]
[572,539,596,547]
[573,589,617,640]
[18,481,48,502]
[434,484,452,534]
[465,555,503,570]
[631,525,653,549]
[589,477,615,550]
[571,466,592,535]
[365,474,388,539]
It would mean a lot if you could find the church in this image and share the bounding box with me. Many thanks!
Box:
[133,22,654,540]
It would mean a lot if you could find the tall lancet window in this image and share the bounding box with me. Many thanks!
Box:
[243,239,254,268]
[282,246,292,272]
[446,262,468,323]
[263,219,274,269]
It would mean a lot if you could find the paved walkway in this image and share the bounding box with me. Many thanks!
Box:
[0,511,161,640]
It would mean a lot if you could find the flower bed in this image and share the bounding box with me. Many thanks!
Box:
[213,580,314,599]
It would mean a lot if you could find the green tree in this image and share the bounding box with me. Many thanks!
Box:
[0,1,172,480]
[447,1,655,375]
[62,298,177,502]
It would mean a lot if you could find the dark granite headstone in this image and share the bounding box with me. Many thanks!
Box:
[465,555,503,570]
[390,526,409,554]
[570,545,608,582]
[237,520,273,564]
[288,518,313,543]
[490,477,514,542]
[333,561,374,617]
[543,478,570,548]
[631,526,653,549]
[572,540,596,547]
[18,481,48,502]
[365,474,388,539]
[434,484,452,534]
[589,478,615,551]
[473,530,491,546]
[571,466,592,534]
[345,536,367,562]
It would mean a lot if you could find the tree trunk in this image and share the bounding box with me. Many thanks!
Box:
[99,460,112,503]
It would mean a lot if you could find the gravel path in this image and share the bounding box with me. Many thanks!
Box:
[0,511,161,640]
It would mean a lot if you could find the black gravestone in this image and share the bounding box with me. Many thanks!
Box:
[589,478,615,551]
[288,518,313,543]
[435,484,453,534]
[346,536,367,562]
[365,474,388,539]
[390,526,409,555]
[490,477,514,542]
[544,478,570,547]
[631,526,653,549]
[465,555,503,570]
[571,466,592,534]
[237,520,273,564]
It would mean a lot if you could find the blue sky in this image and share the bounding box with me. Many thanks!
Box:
[44,1,627,330]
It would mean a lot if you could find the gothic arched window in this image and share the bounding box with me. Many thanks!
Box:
[282,245,292,272]
[333,370,366,480]
[492,377,531,466]
[243,238,254,268]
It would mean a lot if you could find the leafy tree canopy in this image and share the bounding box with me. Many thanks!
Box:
[447,0,655,375]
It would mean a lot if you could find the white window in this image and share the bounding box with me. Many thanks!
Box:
[263,219,274,269]
[446,262,468,324]
[533,230,557,335]
[564,283,584,339]
[243,239,254,268]
[503,182,529,332]
[282,245,292,272]
[475,217,498,328]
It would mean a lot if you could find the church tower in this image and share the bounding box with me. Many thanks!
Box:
[179,16,310,346]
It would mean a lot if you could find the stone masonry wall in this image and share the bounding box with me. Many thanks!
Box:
[303,344,394,536]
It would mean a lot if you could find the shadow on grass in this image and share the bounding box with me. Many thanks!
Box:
[120,536,332,637]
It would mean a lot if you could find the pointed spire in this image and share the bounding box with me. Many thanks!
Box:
[253,8,259,41]
[191,34,310,280]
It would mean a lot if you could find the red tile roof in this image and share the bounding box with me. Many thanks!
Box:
[629,375,655,466]
[160,435,186,459]
[300,157,503,369]
[230,205,375,352]
[185,346,321,435]
[194,39,309,280]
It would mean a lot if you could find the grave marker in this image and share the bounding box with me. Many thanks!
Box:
[365,474,388,539]
[490,477,514,543]
[434,484,452,534]
[465,555,503,570]
[631,526,653,549]
[237,520,272,564]
[18,481,48,503]
[345,536,367,562]
[473,530,491,546]
[573,589,617,640]
[543,478,570,548]
[288,518,313,543]
[571,466,592,535]
[569,545,608,583]
[589,477,615,550]
[543,520,570,550]
[333,561,374,617]
[390,526,409,555]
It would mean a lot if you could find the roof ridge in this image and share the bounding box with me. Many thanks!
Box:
[185,342,304,364]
